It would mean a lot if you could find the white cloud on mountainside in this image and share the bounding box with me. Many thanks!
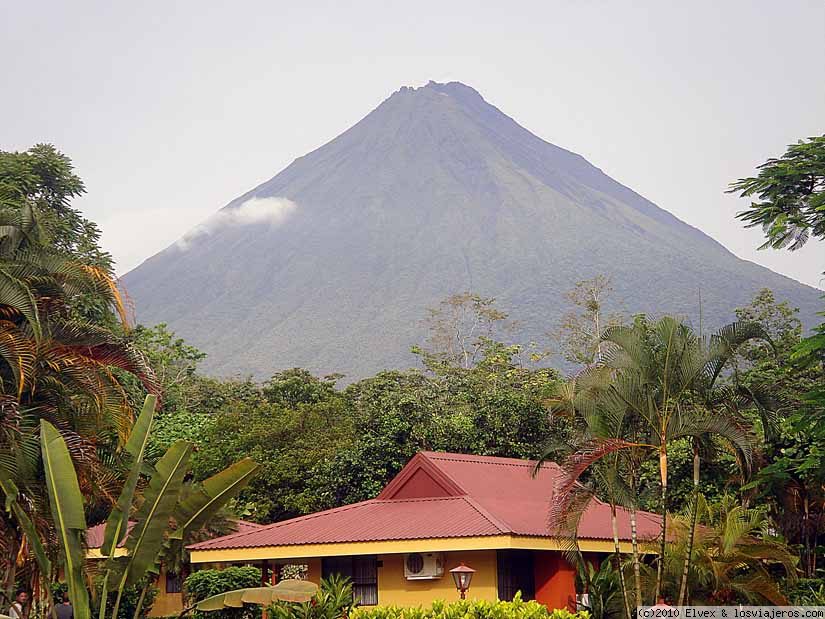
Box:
[176,196,297,250]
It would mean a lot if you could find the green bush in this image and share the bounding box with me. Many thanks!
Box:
[269,575,355,619]
[350,595,588,619]
[787,578,825,605]
[94,580,158,619]
[184,567,262,619]
[50,580,158,619]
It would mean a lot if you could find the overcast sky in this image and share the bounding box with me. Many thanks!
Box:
[3,1,823,288]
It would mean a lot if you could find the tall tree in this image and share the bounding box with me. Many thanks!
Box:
[0,144,116,324]
[553,275,623,365]
[418,293,512,369]
[728,135,825,251]
[735,291,824,578]
[0,151,157,601]
[549,316,759,603]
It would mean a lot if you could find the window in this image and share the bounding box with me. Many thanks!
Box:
[497,550,534,601]
[322,556,378,605]
[165,571,182,594]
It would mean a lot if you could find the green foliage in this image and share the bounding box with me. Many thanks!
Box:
[665,495,798,605]
[269,575,354,619]
[350,595,588,619]
[0,147,158,603]
[40,420,90,619]
[0,144,115,324]
[184,567,262,619]
[729,135,825,251]
[53,580,158,619]
[191,371,352,522]
[187,347,562,522]
[0,144,112,270]
[184,566,263,602]
[548,314,770,606]
[24,395,259,619]
[90,579,158,619]
[786,579,825,605]
[552,275,623,365]
[576,559,623,619]
[733,290,824,578]
[308,343,563,511]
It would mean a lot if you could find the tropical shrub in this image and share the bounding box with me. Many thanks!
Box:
[184,566,262,602]
[576,559,623,619]
[184,567,262,619]
[269,575,355,619]
[49,580,158,619]
[350,595,588,619]
[786,578,825,605]
[91,579,159,619]
[2,394,260,619]
[664,494,797,604]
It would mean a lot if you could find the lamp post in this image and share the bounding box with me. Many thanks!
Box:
[449,563,475,599]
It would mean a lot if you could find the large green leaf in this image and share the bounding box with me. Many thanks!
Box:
[117,440,192,588]
[196,580,318,611]
[40,420,90,619]
[170,457,259,539]
[101,394,157,556]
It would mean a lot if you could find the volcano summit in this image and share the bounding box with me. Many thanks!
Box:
[122,81,821,378]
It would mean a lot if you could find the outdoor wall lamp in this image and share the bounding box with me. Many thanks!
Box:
[449,563,475,599]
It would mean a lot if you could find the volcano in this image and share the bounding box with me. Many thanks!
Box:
[122,81,821,378]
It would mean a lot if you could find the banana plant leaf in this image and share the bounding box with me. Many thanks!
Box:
[40,420,91,619]
[196,580,319,611]
[170,457,259,539]
[115,439,192,588]
[101,394,157,556]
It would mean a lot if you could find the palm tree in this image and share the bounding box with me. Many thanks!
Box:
[666,494,797,604]
[542,367,639,617]
[549,316,761,603]
[674,321,772,604]
[0,204,158,599]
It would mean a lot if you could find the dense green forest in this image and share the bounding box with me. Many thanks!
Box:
[0,139,822,617]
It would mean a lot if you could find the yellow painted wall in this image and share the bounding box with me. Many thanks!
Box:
[376,551,497,606]
[189,535,646,564]
[150,569,184,617]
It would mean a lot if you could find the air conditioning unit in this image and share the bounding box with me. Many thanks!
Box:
[404,552,445,580]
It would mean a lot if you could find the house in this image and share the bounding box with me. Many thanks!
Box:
[187,452,661,610]
[86,519,266,616]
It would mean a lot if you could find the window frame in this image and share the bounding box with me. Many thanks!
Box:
[321,555,378,606]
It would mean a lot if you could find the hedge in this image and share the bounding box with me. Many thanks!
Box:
[350,596,588,619]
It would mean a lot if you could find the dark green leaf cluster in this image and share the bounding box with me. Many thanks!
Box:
[184,567,262,619]
[729,135,825,251]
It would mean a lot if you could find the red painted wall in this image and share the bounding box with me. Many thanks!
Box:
[389,468,454,499]
[533,552,576,611]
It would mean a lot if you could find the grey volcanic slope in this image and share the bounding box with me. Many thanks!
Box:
[123,81,822,379]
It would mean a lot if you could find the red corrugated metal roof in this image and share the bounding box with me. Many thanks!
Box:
[189,452,662,551]
[189,496,504,551]
[86,521,133,548]
[420,452,661,540]
[87,519,264,549]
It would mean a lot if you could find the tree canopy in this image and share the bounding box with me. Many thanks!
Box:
[729,135,825,251]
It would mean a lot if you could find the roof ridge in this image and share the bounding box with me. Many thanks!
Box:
[188,500,379,549]
[374,496,469,504]
[424,451,563,470]
[460,496,512,534]
[378,452,467,499]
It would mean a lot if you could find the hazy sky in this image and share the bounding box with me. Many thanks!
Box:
[3,1,823,288]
